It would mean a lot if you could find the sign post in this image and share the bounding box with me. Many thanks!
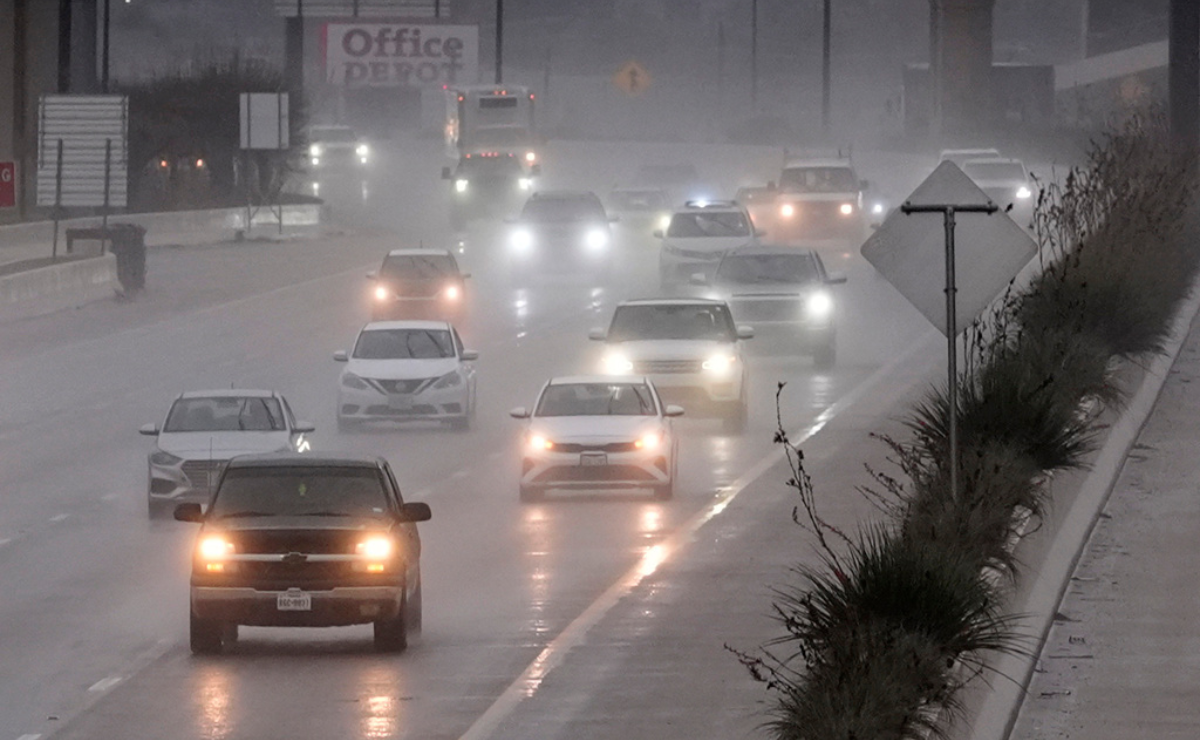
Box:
[862,161,1037,502]
[239,92,291,236]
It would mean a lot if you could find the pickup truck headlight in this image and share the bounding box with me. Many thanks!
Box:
[806,291,834,319]
[702,354,738,375]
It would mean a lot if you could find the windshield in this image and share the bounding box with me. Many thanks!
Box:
[521,197,607,222]
[458,156,523,176]
[609,190,666,211]
[164,396,286,433]
[353,329,455,359]
[209,467,390,519]
[717,254,821,285]
[310,127,357,143]
[780,167,857,193]
[667,211,750,238]
[608,304,735,342]
[536,383,657,416]
[380,255,458,281]
[963,162,1026,181]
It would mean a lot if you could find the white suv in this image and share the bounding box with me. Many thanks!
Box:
[656,200,757,290]
[590,298,753,432]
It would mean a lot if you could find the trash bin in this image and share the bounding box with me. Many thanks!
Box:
[108,223,146,292]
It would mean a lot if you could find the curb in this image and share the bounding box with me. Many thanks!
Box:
[965,282,1200,740]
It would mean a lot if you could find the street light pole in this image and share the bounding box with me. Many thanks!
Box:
[821,0,831,134]
[495,0,504,84]
[750,0,758,108]
[102,0,110,93]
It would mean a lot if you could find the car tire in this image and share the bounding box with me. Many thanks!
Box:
[519,484,544,503]
[813,340,836,371]
[373,596,409,653]
[407,580,423,636]
[190,611,224,655]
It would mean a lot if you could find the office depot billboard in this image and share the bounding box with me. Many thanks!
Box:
[324,23,479,88]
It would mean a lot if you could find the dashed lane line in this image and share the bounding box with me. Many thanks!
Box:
[87,676,122,693]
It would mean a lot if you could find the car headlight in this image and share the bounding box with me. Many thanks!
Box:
[585,228,608,251]
[374,285,390,301]
[528,433,554,451]
[1016,186,1032,199]
[525,151,537,163]
[150,450,183,466]
[198,536,234,560]
[839,203,854,216]
[871,202,885,215]
[658,214,671,231]
[780,203,795,218]
[602,353,634,374]
[311,157,320,167]
[444,284,461,301]
[341,372,370,390]
[455,178,469,193]
[518,177,533,190]
[806,291,834,318]
[309,144,323,157]
[355,536,392,559]
[432,370,463,389]
[635,431,662,450]
[702,354,738,374]
[510,228,533,252]
[356,143,369,157]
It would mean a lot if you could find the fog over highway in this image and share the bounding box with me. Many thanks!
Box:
[0,137,938,739]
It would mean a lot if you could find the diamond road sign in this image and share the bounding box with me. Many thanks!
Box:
[860,161,1037,336]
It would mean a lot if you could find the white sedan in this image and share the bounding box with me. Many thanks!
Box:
[139,389,314,518]
[335,320,478,432]
[509,376,684,502]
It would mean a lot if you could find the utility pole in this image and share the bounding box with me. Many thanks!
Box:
[750,0,758,108]
[14,0,28,217]
[495,0,504,84]
[58,0,72,93]
[821,0,831,135]
[1169,0,1200,150]
[285,0,304,92]
[102,0,110,92]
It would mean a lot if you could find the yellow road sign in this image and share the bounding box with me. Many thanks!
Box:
[613,61,651,95]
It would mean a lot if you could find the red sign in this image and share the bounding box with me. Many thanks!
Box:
[0,162,14,208]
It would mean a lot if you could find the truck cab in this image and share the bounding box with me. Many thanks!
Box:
[768,156,871,243]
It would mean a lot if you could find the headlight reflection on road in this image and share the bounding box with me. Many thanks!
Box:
[194,664,234,740]
[358,666,404,740]
[522,508,552,640]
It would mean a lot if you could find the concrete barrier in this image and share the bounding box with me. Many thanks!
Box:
[0,253,119,323]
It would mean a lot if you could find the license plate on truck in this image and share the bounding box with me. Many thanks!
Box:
[580,453,608,467]
[277,591,312,611]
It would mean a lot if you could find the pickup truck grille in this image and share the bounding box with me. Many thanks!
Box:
[633,359,704,374]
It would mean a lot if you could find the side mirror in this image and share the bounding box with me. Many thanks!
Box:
[293,421,316,434]
[652,229,664,239]
[174,503,204,523]
[441,166,452,180]
[366,270,378,281]
[588,327,607,341]
[736,325,756,340]
[664,404,685,418]
[689,272,709,286]
[461,350,480,361]
[825,272,848,285]
[396,501,432,523]
[509,406,530,419]
[333,350,349,362]
[139,423,160,436]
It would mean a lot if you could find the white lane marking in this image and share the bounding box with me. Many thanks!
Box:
[458,332,938,740]
[88,676,122,693]
[17,734,42,740]
[48,513,68,523]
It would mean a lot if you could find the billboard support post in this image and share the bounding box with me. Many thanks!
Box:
[52,139,63,260]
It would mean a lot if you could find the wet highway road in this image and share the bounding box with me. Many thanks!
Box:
[0,139,932,739]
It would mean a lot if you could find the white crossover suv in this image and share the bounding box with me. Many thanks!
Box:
[509,376,684,502]
[656,200,757,290]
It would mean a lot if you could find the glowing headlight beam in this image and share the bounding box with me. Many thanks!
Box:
[374,285,389,301]
[198,536,234,560]
[780,203,795,218]
[356,537,392,559]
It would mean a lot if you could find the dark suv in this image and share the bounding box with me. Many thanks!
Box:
[174,453,432,654]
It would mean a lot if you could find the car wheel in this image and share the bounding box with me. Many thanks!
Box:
[813,340,836,371]
[190,611,224,655]
[519,484,544,503]
[373,597,408,653]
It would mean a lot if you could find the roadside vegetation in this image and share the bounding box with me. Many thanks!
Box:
[734,111,1200,738]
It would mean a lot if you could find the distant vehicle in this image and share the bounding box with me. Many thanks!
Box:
[367,248,469,322]
[590,298,754,432]
[700,245,846,369]
[174,452,432,654]
[632,163,708,204]
[442,151,538,227]
[938,147,1002,168]
[769,155,873,242]
[334,321,478,432]
[656,200,758,290]
[139,390,314,519]
[734,184,779,230]
[509,376,684,502]
[606,186,671,234]
[307,124,370,171]
[961,157,1035,224]
[445,85,538,164]
[506,191,617,281]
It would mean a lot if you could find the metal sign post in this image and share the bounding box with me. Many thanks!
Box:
[900,202,998,501]
[52,139,64,260]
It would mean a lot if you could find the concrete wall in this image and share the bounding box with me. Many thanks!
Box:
[0,252,118,323]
